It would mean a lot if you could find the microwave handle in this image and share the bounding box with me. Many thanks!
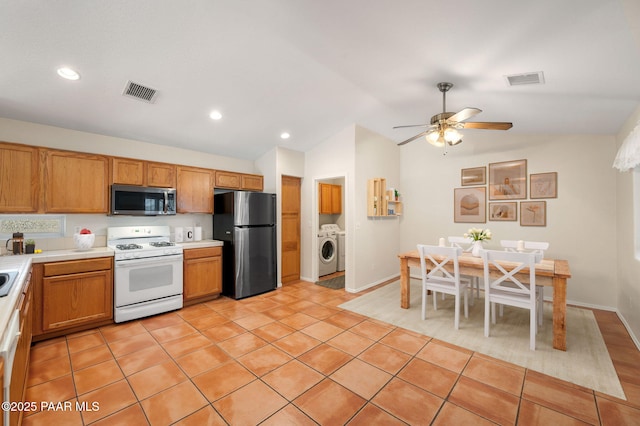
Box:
[164,191,168,214]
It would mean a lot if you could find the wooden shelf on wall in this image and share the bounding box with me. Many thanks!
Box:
[367,178,402,217]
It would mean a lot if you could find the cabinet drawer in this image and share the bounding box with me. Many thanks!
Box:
[44,257,112,276]
[184,246,221,260]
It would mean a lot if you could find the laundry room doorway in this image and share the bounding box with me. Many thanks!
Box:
[316,176,346,285]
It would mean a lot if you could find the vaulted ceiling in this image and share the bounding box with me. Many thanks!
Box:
[2,0,639,160]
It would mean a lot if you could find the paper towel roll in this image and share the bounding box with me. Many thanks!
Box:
[194,227,202,241]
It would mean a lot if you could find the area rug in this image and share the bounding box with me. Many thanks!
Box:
[339,279,625,399]
[315,275,345,289]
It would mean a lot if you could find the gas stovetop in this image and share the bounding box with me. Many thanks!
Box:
[107,226,183,260]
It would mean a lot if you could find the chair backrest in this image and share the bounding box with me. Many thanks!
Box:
[500,240,518,250]
[448,236,473,251]
[500,240,549,257]
[417,244,463,285]
[481,249,539,298]
[524,241,549,255]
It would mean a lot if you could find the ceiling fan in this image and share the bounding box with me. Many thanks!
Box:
[394,82,513,148]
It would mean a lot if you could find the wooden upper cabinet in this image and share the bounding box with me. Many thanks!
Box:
[111,157,145,186]
[111,158,176,188]
[215,170,264,191]
[241,174,264,191]
[331,184,342,214]
[319,183,341,214]
[215,170,240,189]
[43,149,109,213]
[0,142,40,213]
[177,166,214,213]
[147,162,176,188]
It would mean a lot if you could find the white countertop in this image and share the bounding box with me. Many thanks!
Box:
[180,240,224,249]
[0,255,33,344]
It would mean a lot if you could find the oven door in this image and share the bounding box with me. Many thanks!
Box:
[114,254,183,307]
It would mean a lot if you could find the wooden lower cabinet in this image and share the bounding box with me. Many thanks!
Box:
[183,246,222,305]
[10,272,33,426]
[33,257,113,339]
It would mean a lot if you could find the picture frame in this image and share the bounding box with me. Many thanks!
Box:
[454,187,486,223]
[520,201,546,226]
[530,172,558,199]
[489,202,517,221]
[461,166,486,186]
[489,159,527,200]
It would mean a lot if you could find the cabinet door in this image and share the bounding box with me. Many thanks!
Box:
[214,171,241,189]
[331,184,342,214]
[319,183,332,215]
[44,149,109,213]
[184,255,222,301]
[0,142,40,213]
[147,162,176,187]
[42,269,113,331]
[177,166,214,213]
[241,174,264,191]
[111,157,145,185]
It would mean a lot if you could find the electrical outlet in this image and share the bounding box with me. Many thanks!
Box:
[74,226,81,233]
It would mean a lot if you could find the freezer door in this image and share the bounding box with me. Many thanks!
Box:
[233,226,277,298]
[233,192,276,226]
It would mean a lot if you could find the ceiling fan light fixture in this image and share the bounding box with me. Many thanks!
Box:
[444,127,462,144]
[426,130,444,147]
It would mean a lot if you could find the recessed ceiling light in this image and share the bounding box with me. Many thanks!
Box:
[57,67,80,81]
[280,132,290,139]
[209,110,222,120]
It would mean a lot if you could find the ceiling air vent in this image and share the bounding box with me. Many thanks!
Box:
[504,71,545,86]
[122,80,158,103]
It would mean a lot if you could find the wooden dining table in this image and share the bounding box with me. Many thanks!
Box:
[397,250,572,351]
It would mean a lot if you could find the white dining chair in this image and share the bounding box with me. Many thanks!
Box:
[417,244,470,329]
[499,239,548,324]
[481,249,542,350]
[448,236,480,304]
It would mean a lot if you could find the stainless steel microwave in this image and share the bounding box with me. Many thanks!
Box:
[110,185,177,216]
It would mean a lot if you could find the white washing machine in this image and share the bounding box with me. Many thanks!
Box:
[318,224,338,277]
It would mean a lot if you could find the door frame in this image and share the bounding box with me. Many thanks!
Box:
[313,173,348,284]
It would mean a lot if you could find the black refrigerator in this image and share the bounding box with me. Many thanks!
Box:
[213,191,277,299]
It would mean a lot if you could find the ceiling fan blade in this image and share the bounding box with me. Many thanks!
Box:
[447,108,482,123]
[462,121,513,130]
[397,131,428,146]
[393,124,429,129]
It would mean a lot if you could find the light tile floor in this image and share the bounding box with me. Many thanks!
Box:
[22,280,640,425]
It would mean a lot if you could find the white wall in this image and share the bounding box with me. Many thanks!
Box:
[0,117,256,172]
[399,131,618,308]
[615,105,640,345]
[302,125,355,288]
[255,146,305,287]
[354,126,401,290]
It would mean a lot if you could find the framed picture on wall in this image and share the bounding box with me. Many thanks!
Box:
[520,201,546,226]
[454,187,486,223]
[530,172,558,198]
[489,202,517,221]
[489,159,527,200]
[461,166,486,186]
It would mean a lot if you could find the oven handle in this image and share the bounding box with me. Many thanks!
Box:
[115,254,183,268]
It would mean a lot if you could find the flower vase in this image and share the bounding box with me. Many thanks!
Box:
[471,240,483,257]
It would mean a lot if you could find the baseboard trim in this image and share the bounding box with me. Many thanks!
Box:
[616,310,640,350]
[347,274,400,293]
